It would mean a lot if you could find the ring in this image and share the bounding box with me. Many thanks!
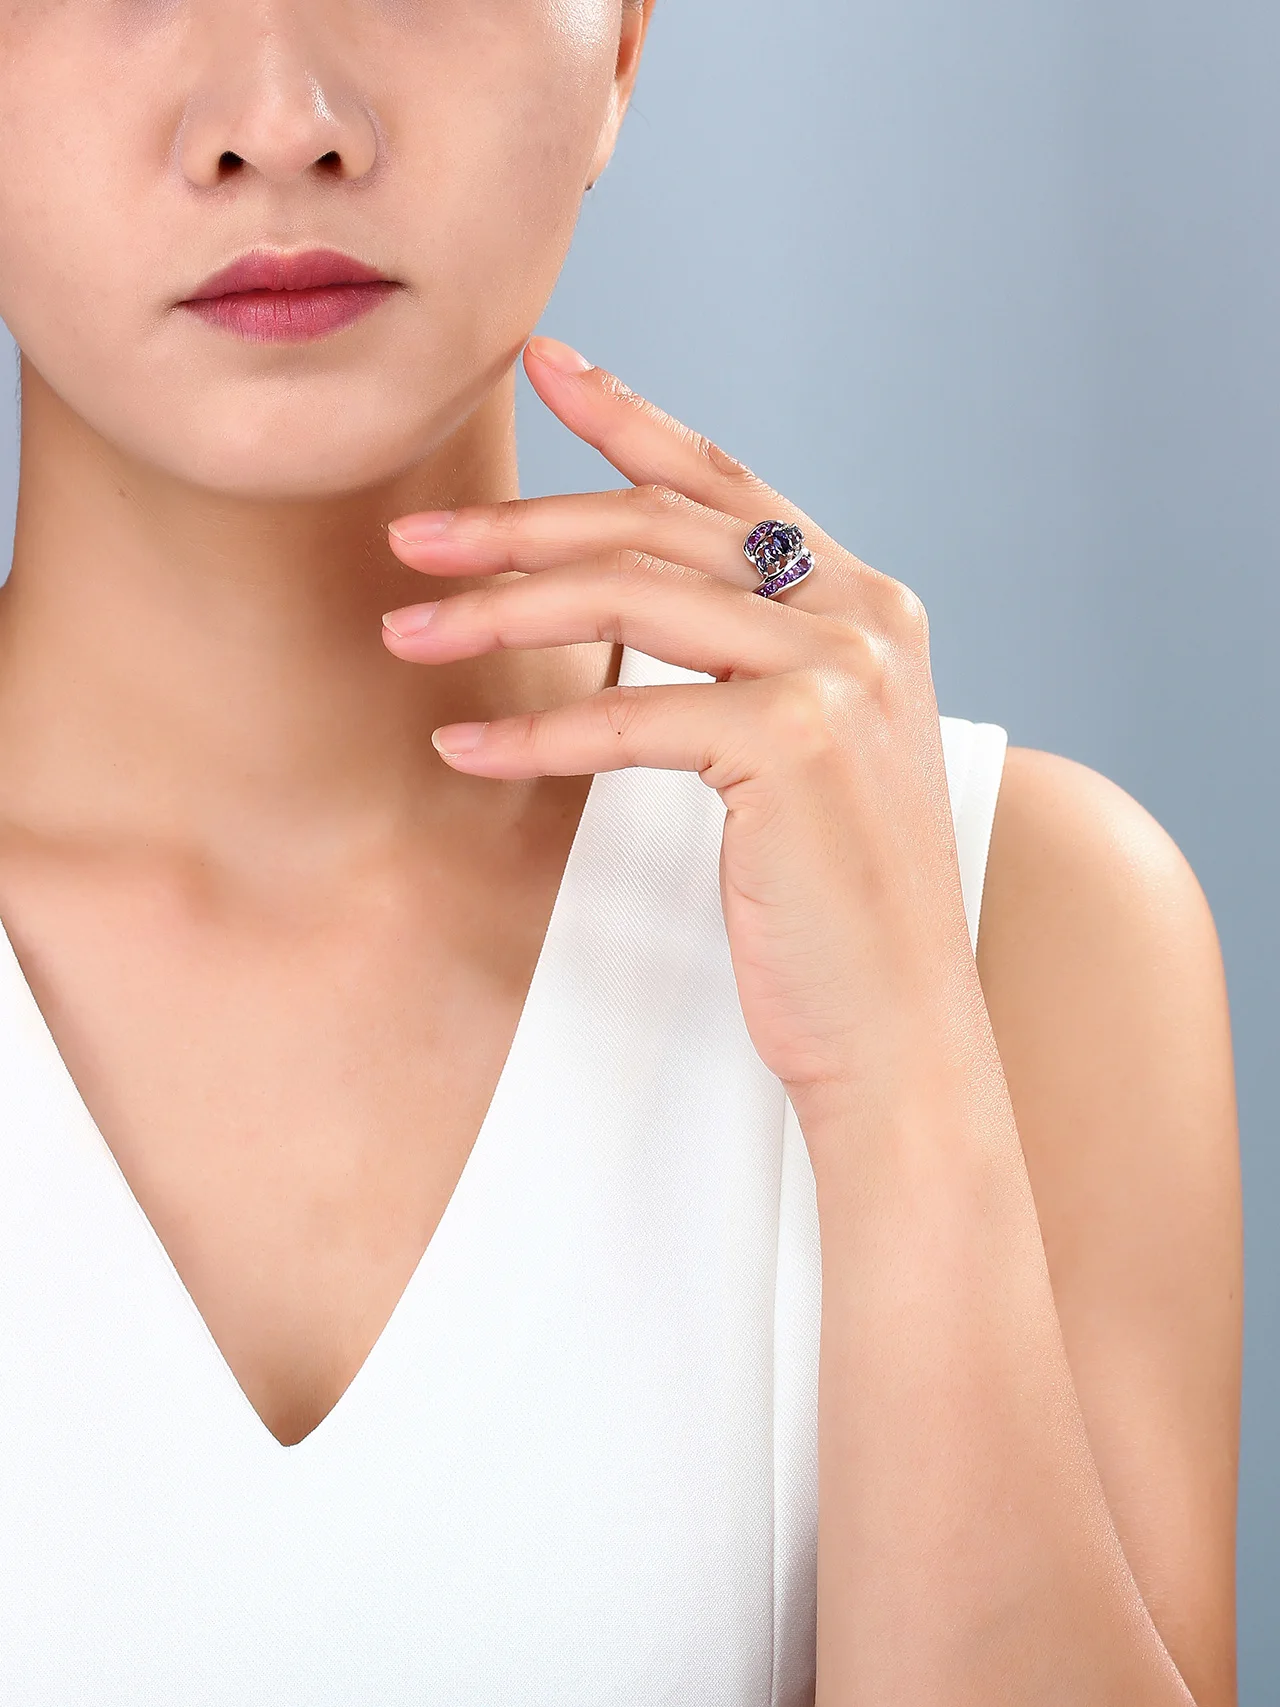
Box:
[742,519,815,600]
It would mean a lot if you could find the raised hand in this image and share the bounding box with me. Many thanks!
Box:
[383,337,1227,1707]
[381,335,978,1131]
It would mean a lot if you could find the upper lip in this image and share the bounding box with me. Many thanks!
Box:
[182,247,393,301]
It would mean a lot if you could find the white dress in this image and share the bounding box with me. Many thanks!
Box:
[0,641,1008,1706]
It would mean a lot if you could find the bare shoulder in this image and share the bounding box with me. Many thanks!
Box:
[977,745,1238,1215]
[976,744,1241,1707]
[979,743,1222,963]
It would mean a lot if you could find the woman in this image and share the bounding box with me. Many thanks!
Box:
[0,2,1240,1703]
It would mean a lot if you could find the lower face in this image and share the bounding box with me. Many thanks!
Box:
[0,0,622,499]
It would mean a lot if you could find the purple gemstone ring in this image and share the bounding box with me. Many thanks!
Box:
[742,519,816,600]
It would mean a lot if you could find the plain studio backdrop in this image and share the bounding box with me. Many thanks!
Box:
[2,0,1277,1694]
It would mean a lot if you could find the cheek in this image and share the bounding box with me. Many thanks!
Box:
[0,134,121,293]
[0,21,170,404]
[424,14,612,273]
[429,113,593,346]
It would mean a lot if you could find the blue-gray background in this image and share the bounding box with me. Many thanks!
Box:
[2,0,1274,1692]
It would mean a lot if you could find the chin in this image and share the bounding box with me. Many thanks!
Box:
[98,376,474,502]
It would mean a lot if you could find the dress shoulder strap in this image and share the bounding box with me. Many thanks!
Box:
[939,716,1010,956]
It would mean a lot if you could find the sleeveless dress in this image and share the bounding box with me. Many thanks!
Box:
[0,642,1008,1707]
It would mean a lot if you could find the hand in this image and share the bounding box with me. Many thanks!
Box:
[382,336,980,1127]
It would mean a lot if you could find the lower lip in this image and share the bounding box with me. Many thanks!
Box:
[178,281,400,343]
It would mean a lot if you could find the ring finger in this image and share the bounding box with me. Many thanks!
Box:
[381,552,868,684]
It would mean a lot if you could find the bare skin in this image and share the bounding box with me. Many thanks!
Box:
[0,2,1239,1703]
[0,365,627,1456]
[977,745,1240,1706]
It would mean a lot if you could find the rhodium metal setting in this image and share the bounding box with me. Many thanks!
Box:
[742,519,816,599]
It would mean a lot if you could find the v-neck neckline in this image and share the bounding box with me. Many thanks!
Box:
[0,642,646,1459]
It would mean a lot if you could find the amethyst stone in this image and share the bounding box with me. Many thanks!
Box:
[753,548,815,598]
[743,519,805,579]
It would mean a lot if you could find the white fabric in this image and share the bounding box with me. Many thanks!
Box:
[0,642,1008,1706]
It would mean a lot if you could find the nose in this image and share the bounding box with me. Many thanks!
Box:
[174,2,381,191]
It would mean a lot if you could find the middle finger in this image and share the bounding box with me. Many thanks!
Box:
[387,486,771,592]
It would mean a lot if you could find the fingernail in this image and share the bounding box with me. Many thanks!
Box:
[382,602,439,638]
[389,513,454,544]
[526,336,593,375]
[432,721,487,756]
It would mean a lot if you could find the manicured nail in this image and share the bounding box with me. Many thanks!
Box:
[382,603,439,638]
[432,721,487,756]
[526,336,593,375]
[389,513,454,544]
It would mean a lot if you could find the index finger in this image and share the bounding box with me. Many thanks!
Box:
[522,336,819,536]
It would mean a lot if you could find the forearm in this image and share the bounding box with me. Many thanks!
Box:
[792,991,1198,1707]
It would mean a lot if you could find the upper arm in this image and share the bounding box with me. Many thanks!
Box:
[975,744,1241,1707]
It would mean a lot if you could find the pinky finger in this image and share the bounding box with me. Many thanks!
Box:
[430,676,762,789]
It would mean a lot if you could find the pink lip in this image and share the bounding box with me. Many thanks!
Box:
[176,247,400,343]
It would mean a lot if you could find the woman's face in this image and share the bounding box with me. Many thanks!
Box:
[0,1,643,498]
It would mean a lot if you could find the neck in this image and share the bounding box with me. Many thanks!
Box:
[0,361,617,877]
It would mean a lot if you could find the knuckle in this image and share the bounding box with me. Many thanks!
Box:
[598,370,644,411]
[607,546,664,593]
[469,577,510,622]
[698,433,763,487]
[766,670,842,760]
[627,482,685,517]
[506,706,548,753]
[713,443,761,491]
[478,499,524,535]
[871,571,930,644]
[598,682,647,747]
[817,613,877,674]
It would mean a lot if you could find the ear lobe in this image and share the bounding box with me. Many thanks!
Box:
[585,0,652,190]
[584,89,623,193]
